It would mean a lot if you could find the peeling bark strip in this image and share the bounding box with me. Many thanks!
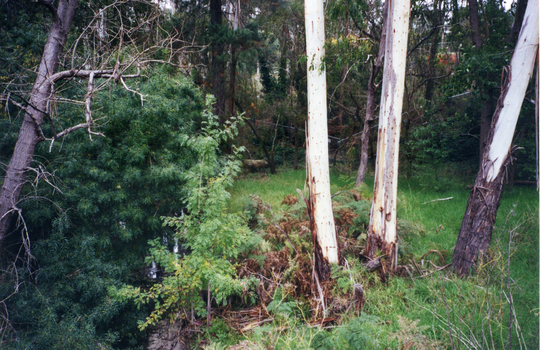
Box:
[452,0,539,276]
[0,0,80,242]
[304,0,339,266]
[364,0,410,273]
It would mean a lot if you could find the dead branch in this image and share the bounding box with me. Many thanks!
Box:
[422,197,453,204]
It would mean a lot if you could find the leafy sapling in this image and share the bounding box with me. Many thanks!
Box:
[112,96,259,330]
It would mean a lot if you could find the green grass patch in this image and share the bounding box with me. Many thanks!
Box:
[228,167,365,213]
[223,166,538,349]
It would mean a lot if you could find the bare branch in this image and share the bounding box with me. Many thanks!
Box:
[52,121,105,141]
[407,24,441,57]
[50,69,114,82]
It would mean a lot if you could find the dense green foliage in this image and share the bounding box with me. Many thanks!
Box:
[0,73,204,348]
[114,98,259,330]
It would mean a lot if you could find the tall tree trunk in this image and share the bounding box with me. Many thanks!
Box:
[451,0,460,25]
[364,0,410,273]
[227,0,240,118]
[0,0,80,244]
[452,0,538,276]
[304,0,338,278]
[210,0,226,121]
[355,0,389,187]
[424,0,442,102]
[468,0,483,48]
[228,44,237,117]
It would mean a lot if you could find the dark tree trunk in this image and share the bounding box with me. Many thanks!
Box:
[355,0,388,187]
[452,0,460,25]
[228,44,237,117]
[468,0,483,48]
[508,0,528,43]
[424,0,442,102]
[293,126,299,170]
[0,0,80,243]
[452,154,508,277]
[210,0,226,120]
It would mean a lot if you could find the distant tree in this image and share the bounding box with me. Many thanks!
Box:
[210,0,227,119]
[364,0,410,273]
[452,0,538,276]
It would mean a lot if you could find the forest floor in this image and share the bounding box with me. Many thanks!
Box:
[198,166,538,349]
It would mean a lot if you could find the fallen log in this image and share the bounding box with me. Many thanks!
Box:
[243,159,269,171]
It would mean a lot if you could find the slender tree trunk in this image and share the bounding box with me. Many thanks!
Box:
[0,0,80,244]
[451,0,460,25]
[228,45,237,117]
[293,126,299,170]
[364,0,410,273]
[304,0,338,277]
[424,0,441,102]
[227,0,240,118]
[355,0,389,187]
[452,0,539,276]
[210,0,226,120]
[468,0,483,48]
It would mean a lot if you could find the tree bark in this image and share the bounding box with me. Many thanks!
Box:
[228,44,237,117]
[364,0,410,273]
[227,0,240,118]
[424,0,442,102]
[210,0,226,120]
[304,0,338,270]
[355,0,389,187]
[0,0,80,244]
[468,0,483,48]
[452,0,538,276]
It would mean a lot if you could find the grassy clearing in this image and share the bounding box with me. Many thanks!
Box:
[228,168,365,213]
[219,166,538,350]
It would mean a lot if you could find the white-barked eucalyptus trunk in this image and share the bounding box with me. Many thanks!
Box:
[452,0,539,276]
[364,0,410,272]
[304,0,339,271]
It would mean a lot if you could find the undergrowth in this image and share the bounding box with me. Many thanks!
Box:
[210,167,538,350]
[120,164,537,349]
